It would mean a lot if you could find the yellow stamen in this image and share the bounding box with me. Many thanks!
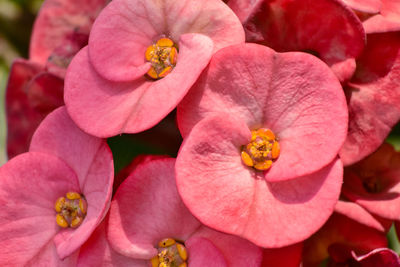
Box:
[176,243,188,261]
[241,151,254,167]
[151,256,160,267]
[158,66,173,78]
[241,128,280,171]
[156,38,174,47]
[145,37,178,80]
[179,263,187,267]
[79,198,87,214]
[70,216,83,228]
[56,214,68,228]
[159,238,176,248]
[145,45,155,61]
[55,197,66,213]
[66,192,81,200]
[271,141,280,159]
[254,160,273,171]
[169,47,177,65]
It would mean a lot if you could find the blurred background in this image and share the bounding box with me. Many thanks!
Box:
[0,0,44,165]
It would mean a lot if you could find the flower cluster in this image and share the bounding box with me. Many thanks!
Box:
[2,0,400,266]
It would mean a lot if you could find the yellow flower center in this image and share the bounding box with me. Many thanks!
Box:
[55,192,87,228]
[241,128,280,171]
[145,38,178,80]
[151,238,188,267]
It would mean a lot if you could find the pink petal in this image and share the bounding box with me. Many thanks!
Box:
[185,237,227,267]
[88,0,243,81]
[107,158,201,259]
[29,107,114,259]
[0,152,80,265]
[261,243,303,267]
[30,0,107,66]
[341,0,382,13]
[363,14,400,33]
[77,219,147,267]
[340,32,400,165]
[342,143,400,221]
[175,114,343,248]
[352,248,400,266]
[189,226,263,267]
[65,33,213,137]
[178,43,348,181]
[5,59,63,158]
[242,0,365,82]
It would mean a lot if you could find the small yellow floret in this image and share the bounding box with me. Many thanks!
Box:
[56,214,69,228]
[145,45,155,61]
[241,151,254,167]
[254,160,272,171]
[150,256,159,267]
[70,216,83,228]
[55,197,66,213]
[147,67,159,79]
[156,38,174,47]
[158,66,173,78]
[159,238,176,248]
[176,243,188,261]
[271,141,280,159]
[66,192,81,200]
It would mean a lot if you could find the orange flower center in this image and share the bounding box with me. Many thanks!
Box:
[55,192,87,228]
[241,128,280,171]
[145,38,178,80]
[151,238,188,267]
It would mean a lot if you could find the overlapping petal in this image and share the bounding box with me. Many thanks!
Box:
[65,33,213,136]
[29,106,114,259]
[240,0,365,81]
[0,152,80,265]
[176,114,343,248]
[178,43,348,181]
[88,0,244,81]
[340,32,400,165]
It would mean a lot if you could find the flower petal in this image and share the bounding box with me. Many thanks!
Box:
[29,107,114,259]
[178,43,348,181]
[107,158,201,259]
[30,0,107,66]
[185,237,227,267]
[0,152,80,265]
[88,0,243,81]
[176,114,343,248]
[188,226,263,267]
[66,33,213,137]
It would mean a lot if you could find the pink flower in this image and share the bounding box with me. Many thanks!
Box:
[342,143,400,221]
[343,0,400,33]
[64,0,244,137]
[78,157,262,266]
[176,43,348,247]
[225,0,365,82]
[303,201,389,266]
[0,107,113,265]
[5,59,63,158]
[339,31,400,165]
[5,0,107,158]
[30,0,108,77]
